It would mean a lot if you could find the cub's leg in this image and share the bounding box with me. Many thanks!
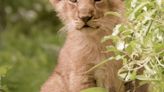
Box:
[41,50,96,92]
[40,69,68,92]
[68,63,97,92]
[41,64,96,92]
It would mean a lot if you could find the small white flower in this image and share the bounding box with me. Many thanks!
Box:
[131,0,138,8]
[143,6,147,12]
[157,34,163,41]
[112,24,121,36]
[156,0,162,6]
[116,40,125,51]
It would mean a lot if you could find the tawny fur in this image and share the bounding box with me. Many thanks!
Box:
[41,0,148,92]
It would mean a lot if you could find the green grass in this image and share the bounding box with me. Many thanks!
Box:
[0,28,64,92]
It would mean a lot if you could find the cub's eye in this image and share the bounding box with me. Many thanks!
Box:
[69,0,77,3]
[95,0,101,2]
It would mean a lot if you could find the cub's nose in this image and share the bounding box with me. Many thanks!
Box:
[81,16,92,23]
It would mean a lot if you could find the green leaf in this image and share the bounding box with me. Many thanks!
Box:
[102,35,120,43]
[130,70,137,80]
[136,75,157,81]
[125,41,136,54]
[80,87,107,92]
[153,43,164,53]
[85,57,114,73]
[0,65,11,76]
[105,12,121,17]
[106,46,117,52]
[129,2,150,20]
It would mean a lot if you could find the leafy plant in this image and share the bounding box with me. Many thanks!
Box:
[103,0,164,92]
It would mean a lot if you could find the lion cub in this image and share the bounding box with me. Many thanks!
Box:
[40,0,145,92]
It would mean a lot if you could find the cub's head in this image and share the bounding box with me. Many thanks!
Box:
[50,0,124,31]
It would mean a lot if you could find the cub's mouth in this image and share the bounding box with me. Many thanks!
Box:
[80,22,99,29]
[75,20,100,30]
[83,24,90,28]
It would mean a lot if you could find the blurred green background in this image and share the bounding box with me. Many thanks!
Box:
[0,0,64,92]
